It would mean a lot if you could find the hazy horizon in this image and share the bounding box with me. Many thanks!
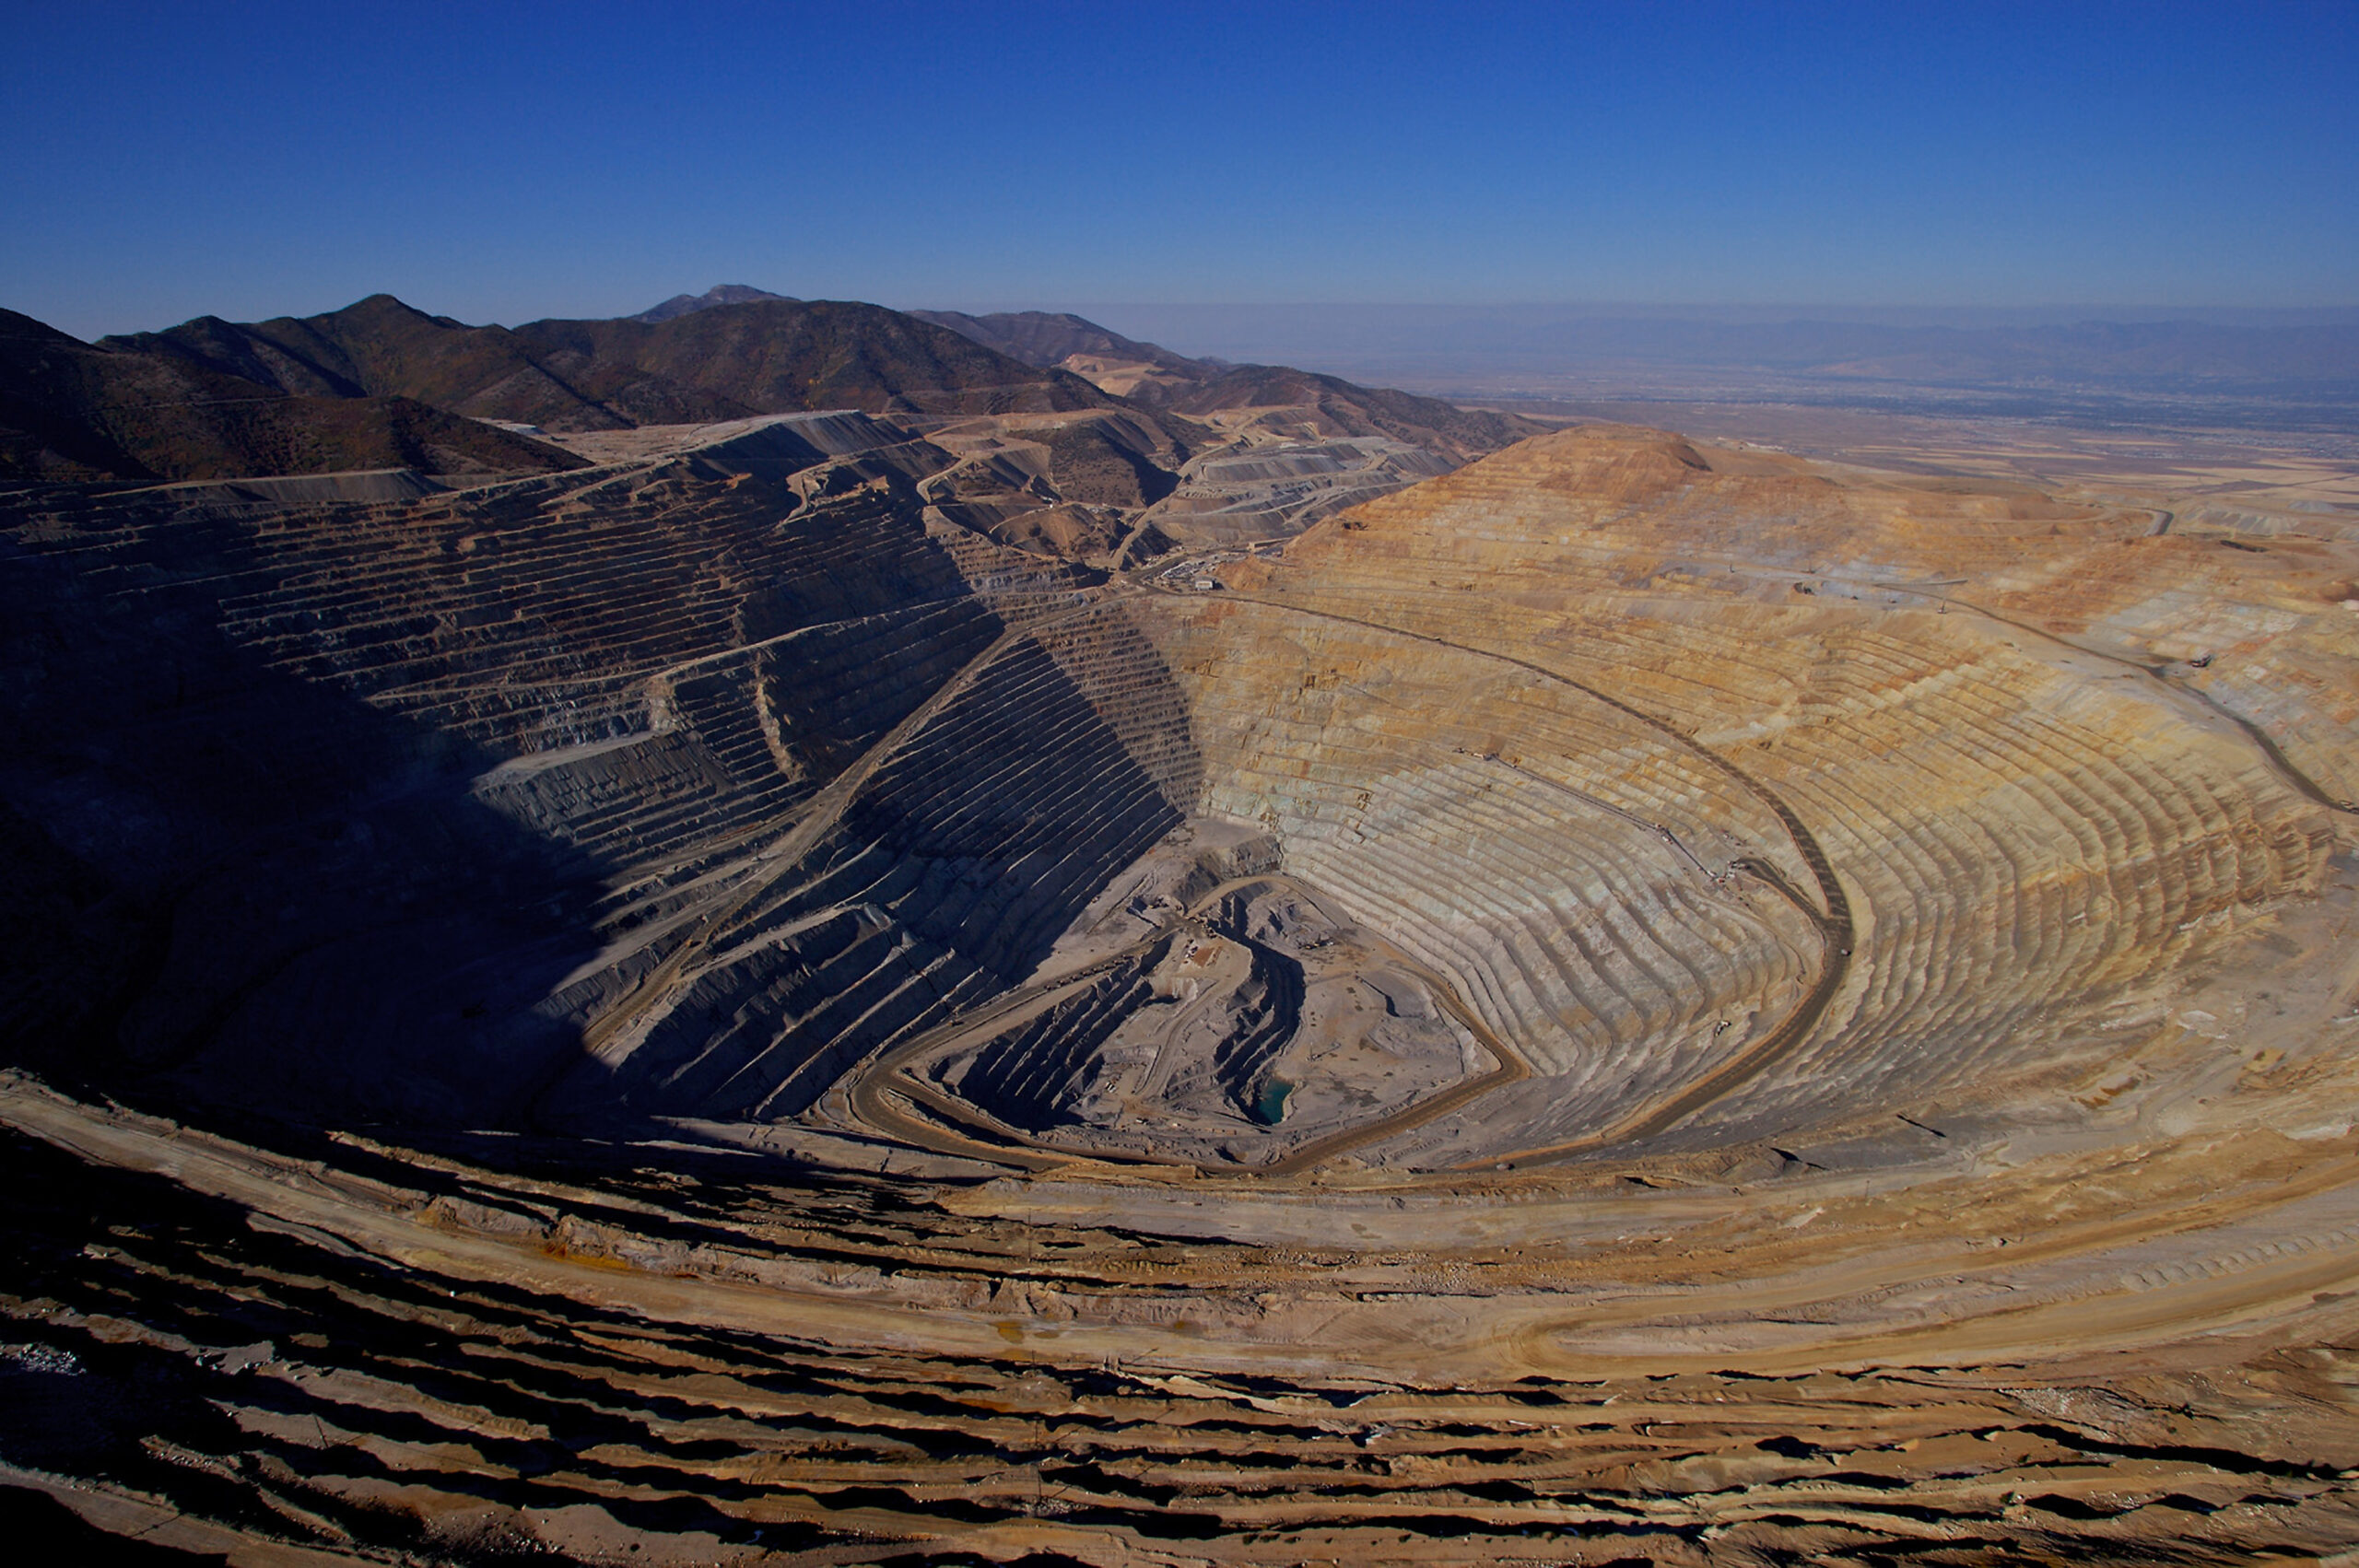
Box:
[27,290,2359,349]
[30,283,2359,357]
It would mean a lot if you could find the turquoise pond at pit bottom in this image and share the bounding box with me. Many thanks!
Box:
[1251,1077,1293,1126]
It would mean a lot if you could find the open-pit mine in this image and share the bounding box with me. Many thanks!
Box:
[5,338,2359,1563]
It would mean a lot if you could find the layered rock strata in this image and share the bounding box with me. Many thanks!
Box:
[4,420,2356,1563]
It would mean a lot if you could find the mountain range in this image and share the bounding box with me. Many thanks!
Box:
[1,286,1541,488]
[0,306,587,484]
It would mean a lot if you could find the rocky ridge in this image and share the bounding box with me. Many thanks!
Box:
[0,306,586,483]
[26,291,1545,565]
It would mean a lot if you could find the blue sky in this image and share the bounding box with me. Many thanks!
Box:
[4,1,2354,338]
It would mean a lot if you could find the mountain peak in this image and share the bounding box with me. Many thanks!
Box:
[631,284,796,324]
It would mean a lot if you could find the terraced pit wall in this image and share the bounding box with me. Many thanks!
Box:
[6,419,2358,1564]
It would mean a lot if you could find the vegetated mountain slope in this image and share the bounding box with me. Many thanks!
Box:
[106,294,1121,430]
[629,282,795,323]
[68,289,1546,551]
[102,293,660,429]
[511,299,1121,418]
[912,309,1214,376]
[1167,362,1549,463]
[913,308,1223,405]
[112,293,780,429]
[1,307,585,483]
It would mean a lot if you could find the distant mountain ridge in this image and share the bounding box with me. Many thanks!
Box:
[630,284,796,323]
[910,310,1214,377]
[6,287,1550,487]
[511,300,1118,420]
[0,306,585,484]
[101,294,1117,435]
